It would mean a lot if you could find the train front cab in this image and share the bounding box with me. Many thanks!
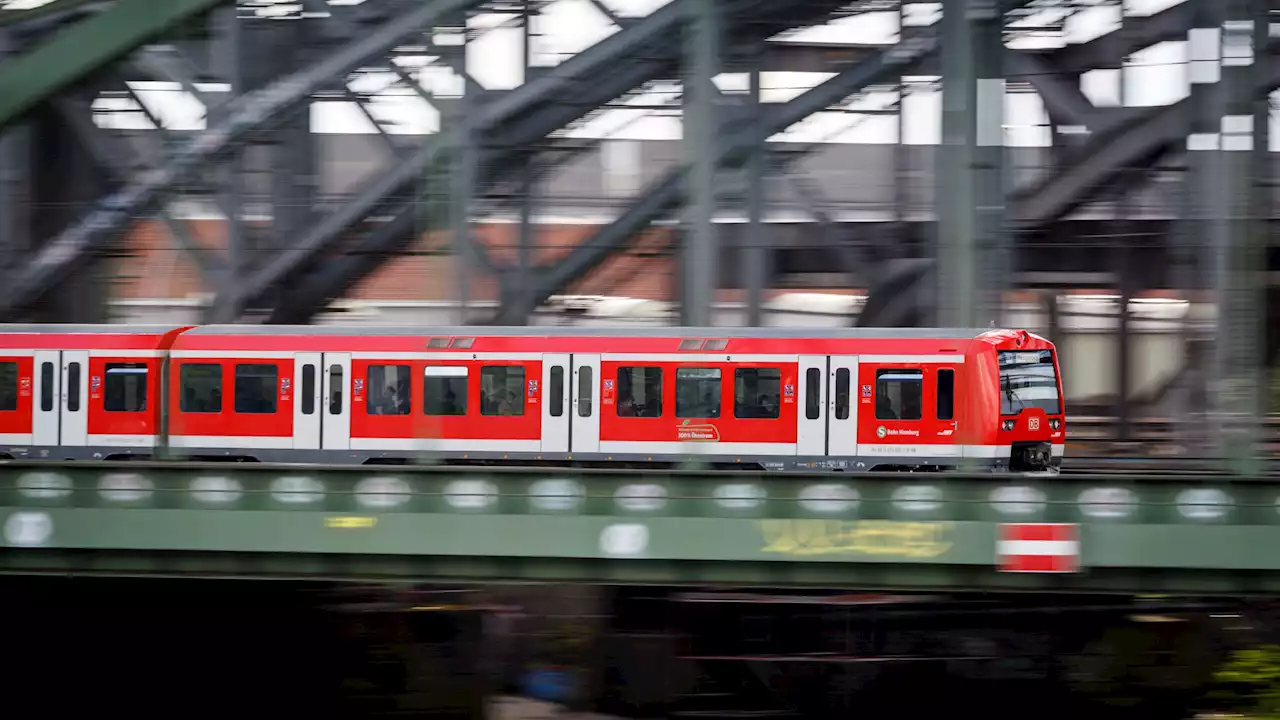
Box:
[981,331,1064,472]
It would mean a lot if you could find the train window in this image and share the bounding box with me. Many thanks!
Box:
[835,368,851,420]
[734,368,780,419]
[234,364,278,414]
[366,365,411,415]
[998,350,1060,415]
[578,366,593,417]
[328,365,343,415]
[424,366,468,416]
[104,363,148,412]
[0,363,16,411]
[676,368,721,418]
[40,362,54,412]
[549,366,564,417]
[804,368,821,420]
[617,367,662,417]
[937,369,955,420]
[481,366,525,416]
[180,363,222,413]
[301,365,316,415]
[876,368,923,421]
[67,362,81,413]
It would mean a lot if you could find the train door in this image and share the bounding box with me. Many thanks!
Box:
[321,352,351,450]
[541,353,570,453]
[32,350,59,447]
[294,353,322,450]
[797,355,826,456]
[828,356,859,457]
[60,350,89,447]
[570,354,600,453]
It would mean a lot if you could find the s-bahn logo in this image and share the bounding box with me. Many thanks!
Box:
[876,426,887,439]
[1028,417,1040,431]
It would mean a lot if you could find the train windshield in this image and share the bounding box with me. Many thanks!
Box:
[998,350,1061,415]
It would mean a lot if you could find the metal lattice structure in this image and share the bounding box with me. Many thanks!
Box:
[0,0,1275,461]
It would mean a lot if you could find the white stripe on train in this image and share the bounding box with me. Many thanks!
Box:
[160,437,1061,458]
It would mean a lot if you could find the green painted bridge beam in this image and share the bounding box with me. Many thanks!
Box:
[0,462,1278,590]
[0,0,229,132]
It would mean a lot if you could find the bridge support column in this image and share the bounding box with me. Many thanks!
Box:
[680,0,721,327]
[1181,0,1222,456]
[0,30,30,297]
[938,0,1005,328]
[1207,0,1268,473]
[743,51,766,327]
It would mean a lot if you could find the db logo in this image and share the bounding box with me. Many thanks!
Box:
[1028,417,1040,431]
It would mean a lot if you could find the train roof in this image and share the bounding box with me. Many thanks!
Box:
[0,324,187,335]
[0,324,191,351]
[183,325,998,340]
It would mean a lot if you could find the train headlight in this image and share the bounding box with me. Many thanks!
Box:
[1001,419,1015,431]
[1049,418,1061,430]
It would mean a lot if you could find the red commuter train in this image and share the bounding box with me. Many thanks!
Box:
[0,324,1065,472]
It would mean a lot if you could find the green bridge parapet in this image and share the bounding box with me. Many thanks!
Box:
[0,462,1276,592]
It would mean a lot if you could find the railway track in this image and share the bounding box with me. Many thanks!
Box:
[0,457,1269,477]
[0,418,1270,477]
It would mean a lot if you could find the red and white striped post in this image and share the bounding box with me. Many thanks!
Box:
[997,523,1080,573]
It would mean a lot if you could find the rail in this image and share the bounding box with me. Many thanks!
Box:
[1066,417,1280,460]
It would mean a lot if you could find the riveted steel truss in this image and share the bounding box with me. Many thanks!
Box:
[0,0,1276,465]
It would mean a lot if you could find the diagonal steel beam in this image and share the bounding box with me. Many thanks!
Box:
[265,189,449,324]
[274,1,1042,323]
[1009,51,1109,130]
[51,95,225,283]
[489,33,938,324]
[0,0,487,321]
[132,45,214,110]
[475,0,682,133]
[209,134,454,321]
[1048,0,1194,75]
[288,31,938,326]
[585,0,630,27]
[0,0,109,30]
[1011,53,1280,229]
[217,0,698,321]
[343,86,403,151]
[299,0,440,109]
[243,0,831,321]
[0,0,229,131]
[479,0,856,143]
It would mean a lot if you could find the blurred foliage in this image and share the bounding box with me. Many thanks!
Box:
[1212,645,1280,719]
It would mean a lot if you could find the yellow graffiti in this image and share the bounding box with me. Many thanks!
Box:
[326,516,377,528]
[759,520,951,558]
